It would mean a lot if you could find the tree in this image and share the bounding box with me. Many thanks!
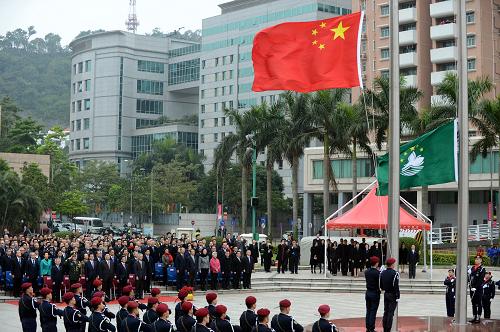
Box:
[21,163,49,208]
[0,96,22,138]
[0,117,43,153]
[56,190,88,220]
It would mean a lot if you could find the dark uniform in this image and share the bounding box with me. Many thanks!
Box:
[481,278,496,319]
[143,308,159,324]
[18,293,40,332]
[117,308,129,332]
[207,304,217,323]
[88,311,116,332]
[364,267,381,332]
[63,306,89,332]
[192,323,214,332]
[239,310,257,332]
[210,318,241,332]
[311,318,338,332]
[151,317,174,332]
[130,297,148,311]
[121,314,150,331]
[174,302,186,323]
[39,299,64,332]
[444,276,456,317]
[176,315,196,332]
[379,268,400,332]
[270,313,303,332]
[104,305,116,320]
[251,323,272,332]
[469,264,486,320]
[75,294,90,332]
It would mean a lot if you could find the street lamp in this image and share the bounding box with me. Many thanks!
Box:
[246,134,258,242]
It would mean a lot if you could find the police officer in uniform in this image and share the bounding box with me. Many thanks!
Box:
[72,282,90,332]
[192,308,214,332]
[122,301,150,331]
[252,309,272,332]
[443,269,456,317]
[380,258,400,332]
[174,289,189,323]
[122,285,148,311]
[270,299,303,332]
[143,297,160,324]
[312,305,338,332]
[151,303,174,332]
[364,256,381,332]
[206,292,218,322]
[88,296,116,332]
[116,296,130,332]
[481,271,495,319]
[210,305,241,332]
[240,296,257,332]
[63,292,90,332]
[39,287,64,332]
[176,301,196,332]
[468,255,486,323]
[18,282,40,332]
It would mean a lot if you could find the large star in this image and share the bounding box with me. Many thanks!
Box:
[331,21,350,40]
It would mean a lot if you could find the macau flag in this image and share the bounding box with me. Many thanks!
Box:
[377,120,458,196]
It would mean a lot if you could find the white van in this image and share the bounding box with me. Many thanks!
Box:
[72,217,104,234]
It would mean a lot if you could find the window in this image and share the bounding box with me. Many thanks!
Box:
[77,100,82,112]
[380,5,389,16]
[83,138,89,150]
[215,57,219,66]
[137,60,165,73]
[137,80,164,95]
[201,90,205,99]
[229,55,234,63]
[221,132,225,139]
[84,99,91,110]
[202,60,206,69]
[214,133,218,142]
[222,102,226,110]
[72,83,76,94]
[168,59,200,85]
[229,100,234,109]
[73,64,77,75]
[467,58,476,71]
[71,140,74,151]
[215,87,218,97]
[222,86,226,96]
[136,99,163,114]
[76,139,81,150]
[380,48,390,59]
[229,70,233,79]
[214,103,219,112]
[200,134,205,143]
[229,85,234,94]
[466,35,476,47]
[466,11,475,24]
[222,117,226,126]
[201,120,205,128]
[381,70,389,78]
[214,118,219,127]
[83,118,90,130]
[229,116,234,126]
[84,60,92,72]
[71,102,75,113]
[135,119,159,129]
[201,105,205,114]
[380,26,389,38]
[77,81,83,92]
[71,121,74,131]
[78,62,83,73]
[400,22,416,31]
[76,119,81,131]
[85,79,91,91]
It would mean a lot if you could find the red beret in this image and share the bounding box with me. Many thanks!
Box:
[127,301,139,309]
[206,292,217,303]
[178,289,188,299]
[279,299,291,308]
[181,301,193,312]
[118,296,129,306]
[257,308,270,317]
[386,257,396,265]
[215,305,227,315]
[21,282,32,290]
[318,305,330,315]
[122,285,134,295]
[40,287,52,296]
[156,303,169,314]
[90,297,102,307]
[195,307,209,318]
[151,288,161,296]
[370,256,380,265]
[92,279,102,287]
[245,296,257,306]
[93,291,105,298]
[62,292,74,303]
[148,297,159,305]
[70,283,82,290]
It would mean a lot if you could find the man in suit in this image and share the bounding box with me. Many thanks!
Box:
[116,255,129,293]
[242,250,254,289]
[186,249,198,289]
[143,248,154,294]
[12,250,25,297]
[51,257,64,302]
[84,253,98,298]
[175,247,186,290]
[220,250,232,290]
[25,252,40,294]
[133,252,146,299]
[232,250,243,289]
[99,253,114,298]
[407,245,419,279]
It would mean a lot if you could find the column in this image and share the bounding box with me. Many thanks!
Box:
[303,192,312,237]
[338,192,345,216]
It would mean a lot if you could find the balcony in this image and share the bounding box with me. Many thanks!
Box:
[431,70,457,86]
[430,0,455,18]
[399,30,417,45]
[430,23,457,40]
[399,7,417,24]
[402,75,417,87]
[399,52,418,68]
[430,46,457,63]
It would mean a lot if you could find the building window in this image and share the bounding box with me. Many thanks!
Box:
[215,87,218,97]
[229,100,234,109]
[138,60,165,73]
[202,60,206,68]
[222,117,226,126]
[466,11,475,24]
[201,104,205,113]
[77,81,83,92]
[83,138,90,149]
[222,86,226,96]
[201,90,205,99]
[85,79,91,91]
[70,140,74,151]
[467,58,476,71]
[71,121,74,131]
[137,80,164,95]
[136,99,163,114]
[76,119,81,131]
[466,35,476,48]
[73,64,77,75]
[84,60,92,72]
[78,62,83,73]
[214,118,218,127]
[71,102,75,112]
[214,133,218,142]
[380,26,389,38]
[135,119,160,129]
[200,134,205,143]
[77,100,82,112]
[84,99,91,110]
[168,59,200,85]
[214,103,219,112]
[72,83,76,94]
[229,55,234,63]
[381,70,389,78]
[221,132,225,139]
[380,5,389,16]
[229,85,234,94]
[380,48,390,59]
[76,139,81,150]
[221,102,226,110]
[83,118,90,130]
[201,120,205,128]
[215,57,219,66]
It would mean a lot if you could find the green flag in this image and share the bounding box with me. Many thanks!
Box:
[376,120,457,195]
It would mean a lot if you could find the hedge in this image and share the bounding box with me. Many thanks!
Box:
[400,237,420,252]
[53,231,76,239]
[419,253,491,266]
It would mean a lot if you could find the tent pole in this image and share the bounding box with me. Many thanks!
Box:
[430,223,433,280]
[324,220,328,278]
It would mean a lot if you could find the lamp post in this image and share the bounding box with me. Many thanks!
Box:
[246,134,258,242]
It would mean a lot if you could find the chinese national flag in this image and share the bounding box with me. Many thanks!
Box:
[252,12,364,93]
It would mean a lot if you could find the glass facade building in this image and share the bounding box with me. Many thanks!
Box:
[132,131,198,158]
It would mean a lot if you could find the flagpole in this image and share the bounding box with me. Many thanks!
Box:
[455,0,469,325]
[388,1,400,330]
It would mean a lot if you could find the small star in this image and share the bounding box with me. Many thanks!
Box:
[400,159,404,163]
[312,29,318,36]
[404,152,408,156]
[331,21,350,40]
[318,44,325,50]
[312,40,318,45]
[410,146,416,151]
[420,148,424,152]
[320,22,327,28]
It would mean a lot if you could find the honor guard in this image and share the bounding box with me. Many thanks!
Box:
[123,285,148,311]
[481,272,495,319]
[62,292,90,332]
[192,308,214,332]
[151,288,162,299]
[270,300,303,332]
[206,292,218,322]
[94,291,116,320]
[174,289,189,322]
[88,297,116,332]
[143,297,160,324]
[151,303,175,332]
[210,305,241,332]
[176,301,196,332]
[18,282,40,332]
[312,305,338,332]
[240,296,257,332]
[122,301,150,332]
[443,269,456,317]
[39,287,64,332]
[252,309,273,332]
[379,258,400,332]
[468,255,486,323]
[364,257,381,332]
[116,296,130,332]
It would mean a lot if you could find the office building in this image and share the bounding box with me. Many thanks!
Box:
[68,31,200,172]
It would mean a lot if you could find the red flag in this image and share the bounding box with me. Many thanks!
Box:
[252,12,364,93]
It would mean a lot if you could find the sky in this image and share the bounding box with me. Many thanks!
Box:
[0,0,223,45]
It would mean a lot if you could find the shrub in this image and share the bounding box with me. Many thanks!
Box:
[400,237,420,251]
[419,253,491,266]
[53,231,75,239]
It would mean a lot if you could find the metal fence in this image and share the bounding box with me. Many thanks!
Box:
[430,224,499,243]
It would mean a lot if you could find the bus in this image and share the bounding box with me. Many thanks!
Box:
[72,217,104,234]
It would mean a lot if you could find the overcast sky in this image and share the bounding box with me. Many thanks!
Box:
[0,0,224,45]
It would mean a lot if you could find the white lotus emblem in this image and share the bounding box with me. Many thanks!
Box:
[401,151,424,176]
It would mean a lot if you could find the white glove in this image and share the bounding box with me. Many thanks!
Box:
[396,299,400,302]
[471,288,476,291]
[491,298,493,302]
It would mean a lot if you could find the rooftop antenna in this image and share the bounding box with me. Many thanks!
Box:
[126,0,139,33]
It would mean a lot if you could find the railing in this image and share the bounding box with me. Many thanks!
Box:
[430,224,499,243]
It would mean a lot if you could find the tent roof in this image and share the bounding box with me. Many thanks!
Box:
[326,188,430,231]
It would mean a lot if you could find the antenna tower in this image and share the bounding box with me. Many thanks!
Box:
[126,0,139,33]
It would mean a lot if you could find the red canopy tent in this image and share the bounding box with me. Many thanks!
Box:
[326,187,430,230]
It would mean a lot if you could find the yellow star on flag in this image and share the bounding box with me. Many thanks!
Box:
[320,22,327,28]
[318,44,325,50]
[312,29,318,36]
[410,146,416,151]
[312,40,318,45]
[331,21,350,40]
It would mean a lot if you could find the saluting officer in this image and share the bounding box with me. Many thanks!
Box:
[192,308,214,332]
[88,296,116,332]
[312,305,338,332]
[364,256,381,332]
[151,303,175,332]
[380,258,400,332]
[143,297,160,324]
[122,301,150,331]
[270,299,303,332]
[251,309,272,332]
[176,301,196,332]
[116,296,130,332]
[62,292,90,332]
[39,287,64,332]
[18,282,40,332]
[468,255,486,324]
[443,269,456,318]
[210,305,241,332]
[240,296,257,332]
